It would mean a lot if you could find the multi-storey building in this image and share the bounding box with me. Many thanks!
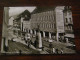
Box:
[13,18,20,36]
[29,6,74,43]
[13,10,31,37]
[13,6,74,43]
[30,7,56,38]
[63,6,74,43]
[30,6,65,42]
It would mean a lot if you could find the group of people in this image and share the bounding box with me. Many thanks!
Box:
[52,47,64,54]
[24,33,32,48]
[24,33,64,54]
[24,33,38,48]
[49,43,64,54]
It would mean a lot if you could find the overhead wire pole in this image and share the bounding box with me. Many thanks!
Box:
[36,24,42,51]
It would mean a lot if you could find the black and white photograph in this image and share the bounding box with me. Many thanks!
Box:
[1,6,76,55]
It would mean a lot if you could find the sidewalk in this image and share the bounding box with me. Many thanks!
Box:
[8,30,49,54]
[15,37,50,54]
[8,31,37,50]
[13,37,36,49]
[42,38,76,54]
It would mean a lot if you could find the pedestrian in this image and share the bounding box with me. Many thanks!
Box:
[27,39,31,48]
[25,37,27,44]
[24,37,25,40]
[11,38,14,42]
[56,48,59,54]
[49,39,53,53]
[42,47,44,51]
[19,50,22,55]
[49,43,52,48]
[34,40,37,48]
[52,47,56,54]
[49,43,53,53]
[60,48,63,54]
[34,36,38,48]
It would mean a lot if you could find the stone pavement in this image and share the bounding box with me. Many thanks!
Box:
[42,38,76,54]
[7,30,76,54]
[8,31,49,54]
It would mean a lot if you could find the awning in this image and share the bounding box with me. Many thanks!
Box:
[64,34,74,38]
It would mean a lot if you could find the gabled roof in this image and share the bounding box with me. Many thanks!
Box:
[15,9,31,21]
[18,10,31,18]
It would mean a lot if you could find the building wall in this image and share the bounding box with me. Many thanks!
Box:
[1,7,9,52]
[63,6,73,34]
[9,17,14,26]
[55,6,65,33]
[30,10,56,33]
[30,6,67,41]
[2,7,9,37]
[23,21,31,32]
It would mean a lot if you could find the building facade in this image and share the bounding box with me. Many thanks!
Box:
[13,10,30,36]
[30,6,65,41]
[1,7,9,52]
[63,6,74,43]
[23,21,31,32]
[30,6,74,43]
[55,6,65,42]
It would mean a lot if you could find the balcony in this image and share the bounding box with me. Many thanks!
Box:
[68,22,73,25]
[65,30,74,34]
[65,22,73,26]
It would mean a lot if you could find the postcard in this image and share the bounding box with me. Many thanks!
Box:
[1,6,76,55]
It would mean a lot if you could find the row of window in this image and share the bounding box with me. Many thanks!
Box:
[32,11,54,17]
[32,23,56,29]
[65,26,72,30]
[31,15,54,21]
[64,11,72,16]
[65,18,72,23]
[32,14,54,18]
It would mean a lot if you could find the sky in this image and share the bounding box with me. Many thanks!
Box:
[9,7,36,17]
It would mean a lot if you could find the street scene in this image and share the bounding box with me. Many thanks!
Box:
[1,6,76,55]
